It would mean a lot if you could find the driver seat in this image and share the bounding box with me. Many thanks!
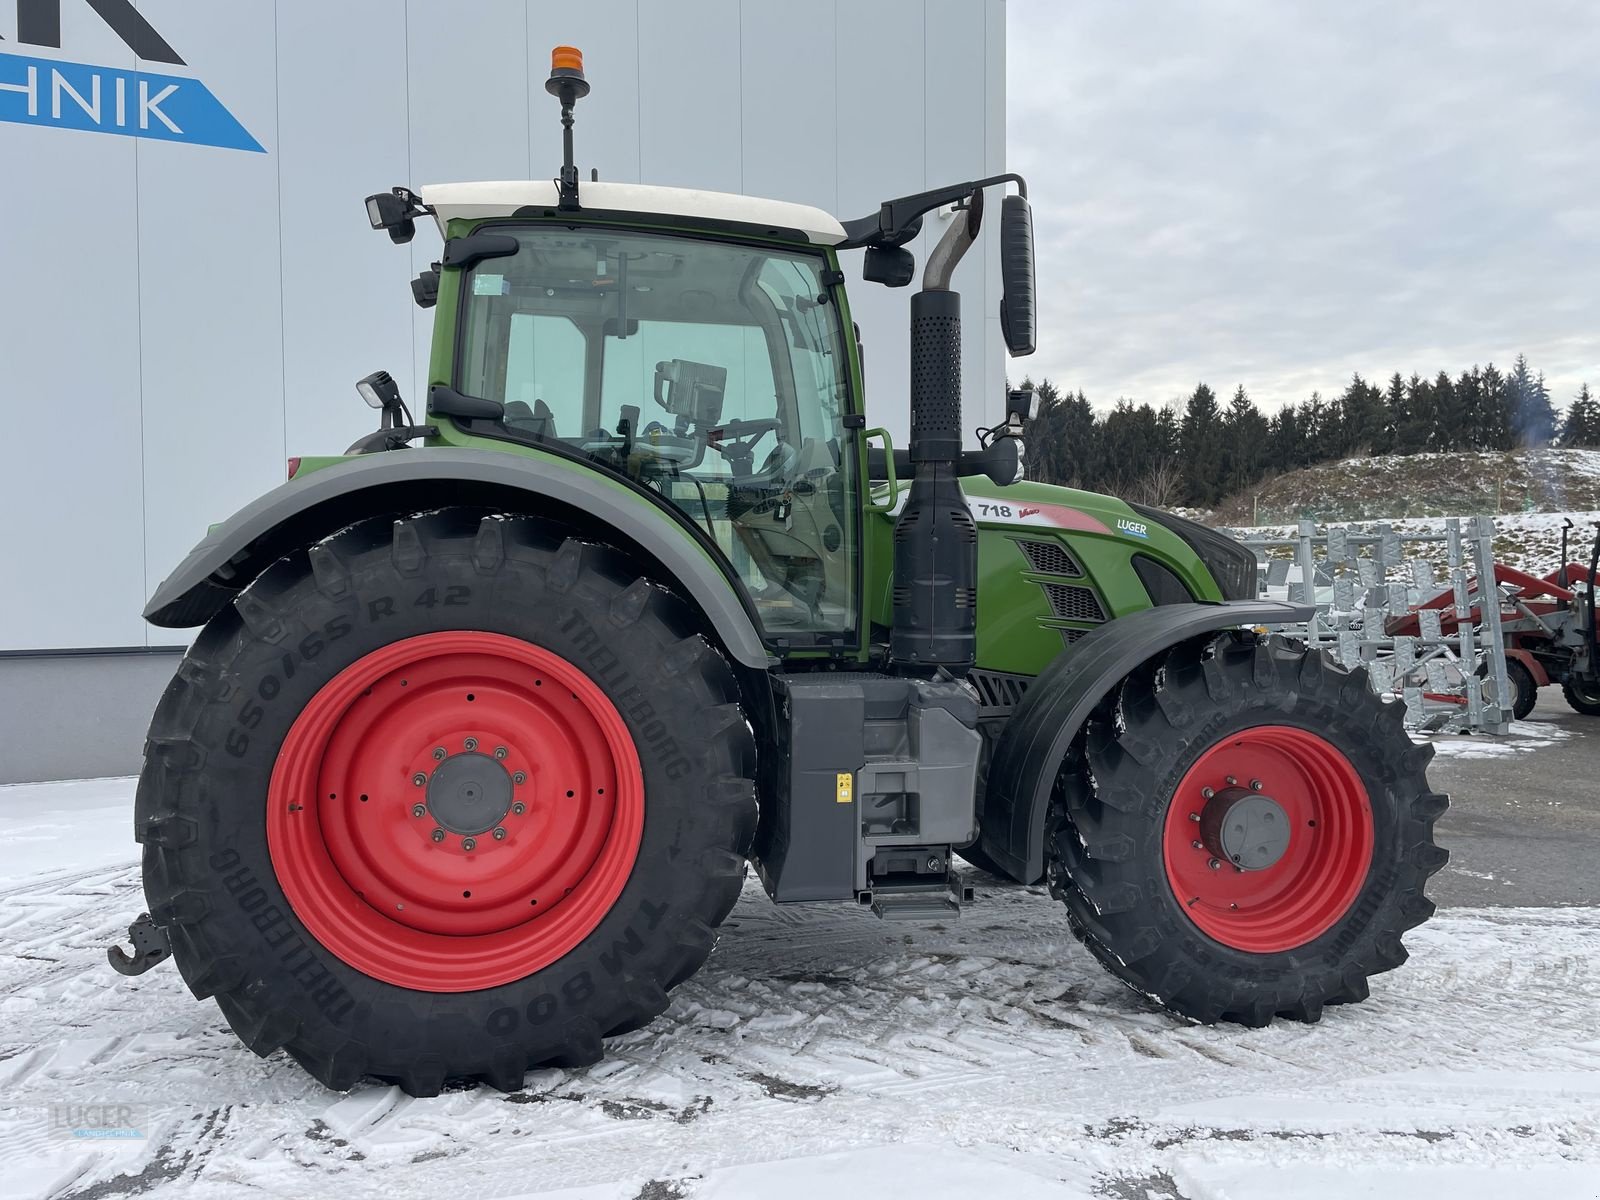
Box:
[504,398,557,437]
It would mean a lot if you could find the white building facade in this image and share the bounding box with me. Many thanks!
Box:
[0,0,1007,782]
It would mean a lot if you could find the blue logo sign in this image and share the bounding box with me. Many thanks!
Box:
[0,51,262,151]
[0,1,260,151]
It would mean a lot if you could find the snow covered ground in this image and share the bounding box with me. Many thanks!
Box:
[2,778,1598,1200]
[1224,508,1600,579]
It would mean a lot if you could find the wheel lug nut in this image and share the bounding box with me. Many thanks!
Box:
[432,747,447,761]
[1225,776,1237,786]
[411,803,427,818]
[512,802,526,815]
[464,737,479,752]
[430,828,445,843]
[1250,779,1263,791]
[1188,811,1201,823]
[1207,858,1221,870]
[1201,787,1215,800]
[412,772,427,787]
[1191,840,1204,850]
[513,771,527,785]
[494,746,508,760]
[493,827,507,841]
[462,837,477,851]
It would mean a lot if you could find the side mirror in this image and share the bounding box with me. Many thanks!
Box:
[998,194,1036,357]
[863,244,915,288]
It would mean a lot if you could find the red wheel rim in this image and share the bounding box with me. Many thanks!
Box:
[266,631,644,992]
[1162,725,1373,953]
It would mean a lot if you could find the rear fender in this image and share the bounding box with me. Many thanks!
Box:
[1505,647,1550,688]
[980,601,1315,883]
[143,448,774,670]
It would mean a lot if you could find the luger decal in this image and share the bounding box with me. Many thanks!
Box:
[0,0,262,152]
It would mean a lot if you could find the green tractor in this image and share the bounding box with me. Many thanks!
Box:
[118,49,1447,1096]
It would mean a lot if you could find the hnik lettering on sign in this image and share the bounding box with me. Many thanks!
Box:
[0,0,262,151]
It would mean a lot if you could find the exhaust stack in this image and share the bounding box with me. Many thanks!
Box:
[891,192,984,674]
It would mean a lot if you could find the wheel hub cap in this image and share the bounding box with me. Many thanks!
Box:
[425,752,513,835]
[266,630,645,992]
[1162,725,1374,953]
[1199,787,1290,871]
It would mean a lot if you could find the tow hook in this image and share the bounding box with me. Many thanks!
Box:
[107,913,172,977]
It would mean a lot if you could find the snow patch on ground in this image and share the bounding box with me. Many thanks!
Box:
[2,782,1597,1199]
[1419,713,1575,759]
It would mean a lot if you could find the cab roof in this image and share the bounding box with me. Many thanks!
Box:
[420,180,847,246]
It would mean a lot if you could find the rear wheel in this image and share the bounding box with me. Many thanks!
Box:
[1048,634,1447,1025]
[135,510,755,1095]
[1563,675,1600,716]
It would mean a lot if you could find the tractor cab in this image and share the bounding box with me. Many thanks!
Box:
[415,182,863,641]
[356,44,1038,659]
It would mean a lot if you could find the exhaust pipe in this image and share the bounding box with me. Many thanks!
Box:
[891,191,983,674]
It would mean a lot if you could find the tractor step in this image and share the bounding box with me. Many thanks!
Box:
[860,873,975,922]
[867,887,963,921]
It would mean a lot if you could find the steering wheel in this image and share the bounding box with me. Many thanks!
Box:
[707,417,784,476]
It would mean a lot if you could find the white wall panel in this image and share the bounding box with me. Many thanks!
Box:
[406,0,533,392]
[835,0,925,446]
[1,0,1004,654]
[135,1,284,641]
[405,0,531,186]
[0,22,143,649]
[740,0,836,212]
[637,0,742,192]
[983,0,1008,428]
[924,0,991,434]
[276,0,414,461]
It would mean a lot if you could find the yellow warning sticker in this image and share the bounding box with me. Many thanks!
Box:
[835,772,853,804]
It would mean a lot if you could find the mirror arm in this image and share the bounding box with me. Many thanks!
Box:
[840,172,1027,250]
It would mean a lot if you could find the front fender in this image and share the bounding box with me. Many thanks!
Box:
[144,448,774,670]
[980,600,1314,883]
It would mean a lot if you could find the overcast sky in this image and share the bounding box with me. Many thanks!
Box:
[1006,0,1599,415]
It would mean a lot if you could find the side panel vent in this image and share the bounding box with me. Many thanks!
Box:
[1015,538,1083,577]
[968,668,1032,716]
[1042,583,1106,623]
[1058,627,1090,649]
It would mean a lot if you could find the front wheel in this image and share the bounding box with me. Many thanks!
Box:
[135,510,755,1095]
[1048,634,1447,1026]
[1505,658,1539,722]
[1563,675,1600,716]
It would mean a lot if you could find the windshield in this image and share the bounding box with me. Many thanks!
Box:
[456,225,858,640]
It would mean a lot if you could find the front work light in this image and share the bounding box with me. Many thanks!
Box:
[363,188,421,244]
[1006,385,1040,425]
[356,369,401,411]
